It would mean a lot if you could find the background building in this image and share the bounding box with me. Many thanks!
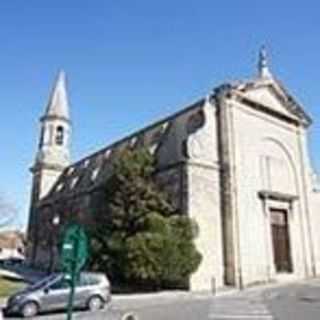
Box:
[0,230,25,263]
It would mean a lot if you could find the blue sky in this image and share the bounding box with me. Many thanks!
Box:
[0,1,319,228]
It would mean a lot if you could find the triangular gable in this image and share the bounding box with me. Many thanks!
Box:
[244,84,297,119]
[235,78,312,126]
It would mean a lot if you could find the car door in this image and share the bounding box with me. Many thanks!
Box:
[73,274,92,308]
[41,277,70,312]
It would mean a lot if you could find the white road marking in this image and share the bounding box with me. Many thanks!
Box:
[209,314,274,319]
[210,295,274,319]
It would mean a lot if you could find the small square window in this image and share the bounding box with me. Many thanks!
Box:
[83,159,90,168]
[149,144,158,155]
[67,167,74,176]
[91,168,100,181]
[56,183,64,192]
[70,177,79,189]
[104,149,112,159]
[130,137,137,147]
[161,122,169,132]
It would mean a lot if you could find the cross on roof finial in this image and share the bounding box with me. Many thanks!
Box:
[258,45,272,78]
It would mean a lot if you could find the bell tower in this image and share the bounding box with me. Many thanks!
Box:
[27,71,71,264]
[31,70,71,204]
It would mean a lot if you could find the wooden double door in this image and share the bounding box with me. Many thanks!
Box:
[270,209,292,273]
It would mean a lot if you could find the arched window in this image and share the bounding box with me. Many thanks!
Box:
[56,126,64,145]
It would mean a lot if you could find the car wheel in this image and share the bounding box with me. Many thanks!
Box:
[121,313,138,320]
[21,302,38,318]
[88,296,104,311]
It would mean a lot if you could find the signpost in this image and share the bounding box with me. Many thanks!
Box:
[60,224,88,320]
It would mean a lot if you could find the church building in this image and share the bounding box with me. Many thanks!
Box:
[27,49,320,291]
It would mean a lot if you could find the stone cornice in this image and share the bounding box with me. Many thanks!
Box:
[156,160,220,174]
[258,190,299,202]
[30,162,66,173]
[40,114,71,125]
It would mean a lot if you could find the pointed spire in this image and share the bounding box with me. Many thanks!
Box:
[258,46,272,78]
[45,70,70,120]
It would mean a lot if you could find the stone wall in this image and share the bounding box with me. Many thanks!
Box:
[184,99,224,291]
[188,163,223,291]
[230,94,314,286]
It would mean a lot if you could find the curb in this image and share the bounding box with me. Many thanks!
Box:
[112,286,240,302]
[113,291,191,301]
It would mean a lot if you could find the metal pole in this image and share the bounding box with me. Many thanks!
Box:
[66,229,79,320]
[47,234,53,274]
[66,270,76,320]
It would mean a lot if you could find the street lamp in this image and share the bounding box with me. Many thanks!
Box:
[52,214,60,227]
[48,214,60,273]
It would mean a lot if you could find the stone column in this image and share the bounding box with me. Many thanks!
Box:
[215,85,239,287]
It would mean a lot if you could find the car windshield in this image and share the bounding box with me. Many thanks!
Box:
[27,274,60,291]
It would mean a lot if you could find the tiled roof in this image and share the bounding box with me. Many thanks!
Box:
[42,98,205,203]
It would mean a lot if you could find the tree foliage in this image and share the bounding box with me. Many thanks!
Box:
[90,148,202,290]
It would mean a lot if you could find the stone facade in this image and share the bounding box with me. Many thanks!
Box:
[27,50,320,291]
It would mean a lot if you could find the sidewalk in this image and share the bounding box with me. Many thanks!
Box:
[111,276,320,306]
[110,285,239,311]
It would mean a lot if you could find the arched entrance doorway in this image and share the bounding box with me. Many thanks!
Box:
[259,138,299,277]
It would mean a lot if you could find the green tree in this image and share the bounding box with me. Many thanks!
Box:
[90,148,201,290]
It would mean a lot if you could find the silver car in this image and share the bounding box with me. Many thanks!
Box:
[5,272,111,317]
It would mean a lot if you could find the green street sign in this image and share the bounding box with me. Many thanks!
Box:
[61,224,88,274]
[60,223,89,320]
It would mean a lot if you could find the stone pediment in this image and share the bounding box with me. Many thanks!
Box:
[234,78,312,126]
[245,85,295,118]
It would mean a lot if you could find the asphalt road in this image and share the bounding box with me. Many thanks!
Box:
[210,279,320,320]
[3,299,211,320]
[4,279,320,320]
